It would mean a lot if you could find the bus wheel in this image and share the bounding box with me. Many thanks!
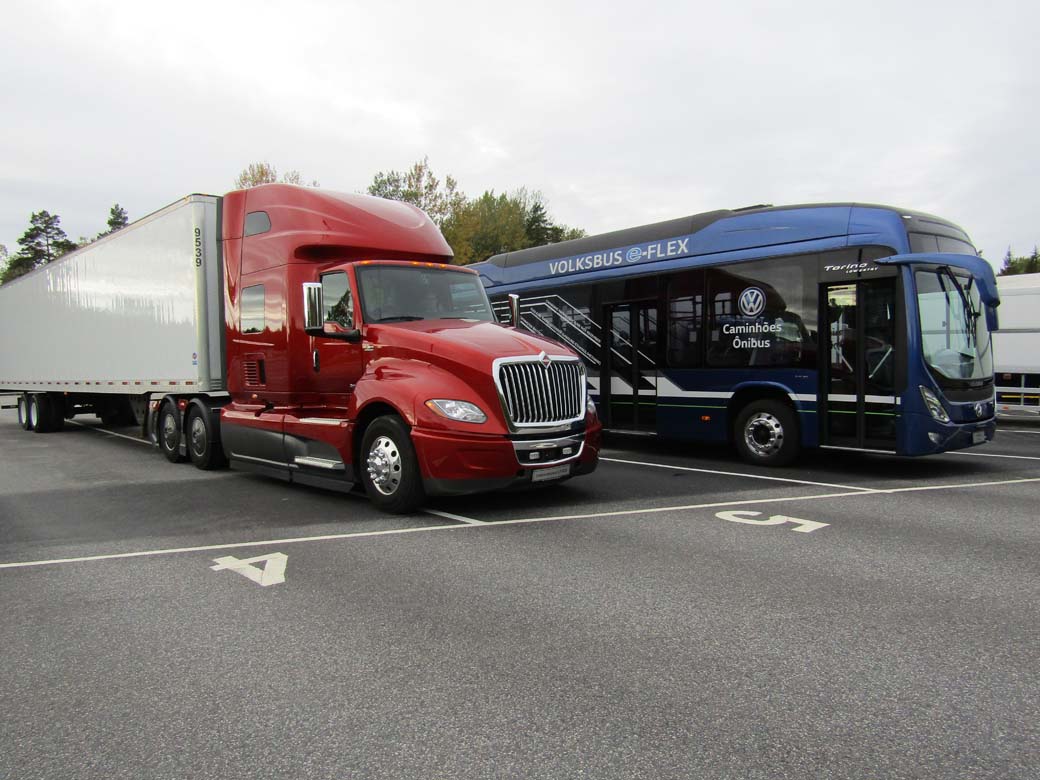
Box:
[734,400,799,467]
[360,416,425,514]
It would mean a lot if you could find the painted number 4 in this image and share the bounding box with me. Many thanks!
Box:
[210,552,287,587]
[716,511,829,533]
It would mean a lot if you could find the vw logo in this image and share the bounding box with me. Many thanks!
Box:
[738,287,766,318]
[626,248,643,262]
[974,402,984,418]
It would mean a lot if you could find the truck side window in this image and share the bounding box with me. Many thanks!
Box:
[241,284,265,334]
[322,272,353,331]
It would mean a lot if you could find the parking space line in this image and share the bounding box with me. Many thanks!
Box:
[67,419,151,446]
[600,455,877,491]
[945,450,1040,461]
[1000,429,1040,434]
[425,509,485,525]
[3,474,1038,573]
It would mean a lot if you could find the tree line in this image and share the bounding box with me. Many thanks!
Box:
[0,205,128,285]
[998,247,1040,276]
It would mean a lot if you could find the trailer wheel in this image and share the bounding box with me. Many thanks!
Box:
[733,399,799,467]
[159,402,186,463]
[360,416,425,514]
[30,395,54,434]
[186,407,226,470]
[17,394,33,431]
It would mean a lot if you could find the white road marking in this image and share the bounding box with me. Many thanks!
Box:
[67,419,151,446]
[424,509,485,525]
[945,450,1040,462]
[716,510,829,533]
[600,455,875,491]
[3,478,1039,571]
[211,552,287,587]
[996,429,1040,434]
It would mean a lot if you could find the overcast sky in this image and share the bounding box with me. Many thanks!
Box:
[2,0,1037,268]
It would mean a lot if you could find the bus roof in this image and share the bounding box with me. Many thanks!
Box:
[480,202,971,270]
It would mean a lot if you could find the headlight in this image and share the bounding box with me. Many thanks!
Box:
[919,386,950,423]
[425,399,487,424]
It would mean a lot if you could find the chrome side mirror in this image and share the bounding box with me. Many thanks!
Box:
[303,283,323,334]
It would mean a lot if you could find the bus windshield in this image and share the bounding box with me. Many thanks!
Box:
[356,264,495,324]
[915,268,993,383]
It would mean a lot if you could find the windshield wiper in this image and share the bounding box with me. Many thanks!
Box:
[373,315,425,323]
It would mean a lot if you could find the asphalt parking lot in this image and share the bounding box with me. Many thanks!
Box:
[1,407,1038,779]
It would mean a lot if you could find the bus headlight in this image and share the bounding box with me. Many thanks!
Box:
[425,399,487,424]
[919,386,950,423]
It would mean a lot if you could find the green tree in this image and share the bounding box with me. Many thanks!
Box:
[1,211,77,284]
[106,203,128,233]
[366,158,585,264]
[367,156,465,227]
[235,161,319,189]
[999,246,1040,276]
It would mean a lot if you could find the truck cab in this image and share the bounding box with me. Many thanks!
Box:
[208,185,600,512]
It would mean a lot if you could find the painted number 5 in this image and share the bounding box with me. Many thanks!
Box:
[716,510,829,533]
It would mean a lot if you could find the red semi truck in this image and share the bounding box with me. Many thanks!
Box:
[0,184,601,512]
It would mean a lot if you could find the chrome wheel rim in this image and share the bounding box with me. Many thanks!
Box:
[162,412,178,450]
[17,396,27,426]
[744,412,784,458]
[190,416,207,458]
[367,435,402,496]
[28,398,38,429]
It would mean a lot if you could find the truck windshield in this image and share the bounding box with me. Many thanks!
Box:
[915,268,993,383]
[357,264,495,324]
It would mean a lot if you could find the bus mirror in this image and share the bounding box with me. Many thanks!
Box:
[303,283,323,335]
[508,294,521,328]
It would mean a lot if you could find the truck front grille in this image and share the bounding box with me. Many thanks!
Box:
[497,357,585,426]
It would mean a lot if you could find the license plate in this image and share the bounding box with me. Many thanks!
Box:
[531,464,571,483]
[972,430,986,444]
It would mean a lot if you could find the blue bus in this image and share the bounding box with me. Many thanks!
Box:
[471,203,998,466]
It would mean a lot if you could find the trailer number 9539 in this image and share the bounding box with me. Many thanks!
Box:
[194,227,203,267]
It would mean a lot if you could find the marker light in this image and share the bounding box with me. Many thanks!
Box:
[919,386,951,423]
[425,399,487,424]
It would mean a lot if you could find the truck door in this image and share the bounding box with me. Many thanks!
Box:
[821,278,898,450]
[283,269,364,483]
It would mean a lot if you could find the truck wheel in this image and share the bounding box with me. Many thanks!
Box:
[45,394,65,432]
[360,416,425,514]
[186,406,226,470]
[733,399,799,467]
[17,394,33,431]
[30,395,54,434]
[159,402,186,463]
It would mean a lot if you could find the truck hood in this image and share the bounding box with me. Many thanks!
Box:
[363,319,574,368]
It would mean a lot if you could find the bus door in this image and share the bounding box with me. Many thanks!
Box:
[603,301,658,431]
[821,278,898,450]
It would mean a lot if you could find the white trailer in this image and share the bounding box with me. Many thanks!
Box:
[0,194,225,430]
[994,272,1040,418]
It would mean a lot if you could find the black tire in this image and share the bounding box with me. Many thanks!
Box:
[359,415,425,513]
[45,394,65,432]
[159,402,186,463]
[733,399,800,467]
[186,406,227,470]
[30,394,54,434]
[17,394,33,431]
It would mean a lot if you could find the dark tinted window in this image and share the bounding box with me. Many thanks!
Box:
[666,270,704,368]
[937,236,977,255]
[241,285,265,334]
[516,285,598,367]
[707,257,817,368]
[321,272,353,330]
[909,232,977,256]
[244,211,272,237]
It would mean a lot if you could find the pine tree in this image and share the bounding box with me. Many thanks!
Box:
[106,204,128,233]
[0,211,77,284]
